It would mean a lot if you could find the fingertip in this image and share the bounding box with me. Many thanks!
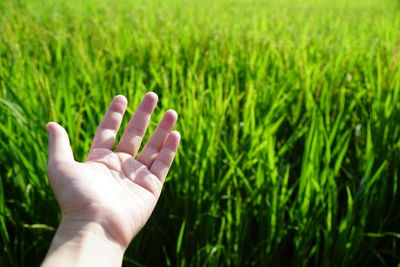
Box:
[166,131,181,150]
[46,122,69,140]
[171,130,181,140]
[145,92,158,102]
[159,110,178,128]
[46,122,53,130]
[111,95,128,113]
[166,109,178,120]
[114,94,128,104]
[140,92,158,114]
[46,122,73,162]
[46,122,58,133]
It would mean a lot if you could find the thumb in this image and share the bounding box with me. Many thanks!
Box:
[46,122,74,163]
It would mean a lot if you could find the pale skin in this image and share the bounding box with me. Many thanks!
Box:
[41,92,180,267]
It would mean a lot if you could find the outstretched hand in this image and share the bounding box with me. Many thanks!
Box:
[42,93,180,266]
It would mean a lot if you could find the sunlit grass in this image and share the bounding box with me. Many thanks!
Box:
[0,0,399,266]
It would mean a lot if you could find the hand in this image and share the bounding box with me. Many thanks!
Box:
[42,93,180,266]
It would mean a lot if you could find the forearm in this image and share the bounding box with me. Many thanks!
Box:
[42,219,125,267]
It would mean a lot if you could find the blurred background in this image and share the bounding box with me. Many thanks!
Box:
[0,0,399,266]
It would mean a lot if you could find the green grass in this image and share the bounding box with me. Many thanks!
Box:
[1,0,400,266]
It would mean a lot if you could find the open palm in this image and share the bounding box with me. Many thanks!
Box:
[46,93,180,248]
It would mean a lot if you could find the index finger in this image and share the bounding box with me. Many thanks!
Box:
[89,95,127,154]
[116,92,158,156]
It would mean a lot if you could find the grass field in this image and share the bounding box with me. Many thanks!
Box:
[1,0,400,266]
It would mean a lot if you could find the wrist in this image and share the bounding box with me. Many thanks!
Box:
[42,218,125,267]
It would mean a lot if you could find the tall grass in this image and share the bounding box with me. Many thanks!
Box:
[0,0,399,266]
